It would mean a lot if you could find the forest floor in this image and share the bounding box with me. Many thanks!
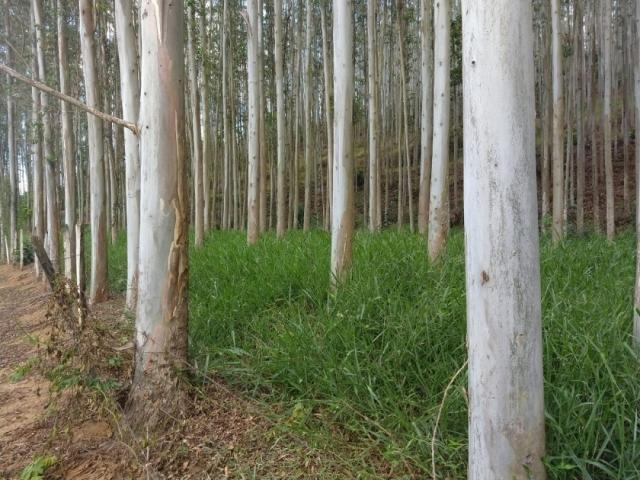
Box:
[0,264,362,480]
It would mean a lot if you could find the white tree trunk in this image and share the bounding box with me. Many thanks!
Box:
[188,3,204,247]
[115,0,141,310]
[367,0,380,232]
[462,1,546,477]
[320,3,334,231]
[418,0,433,235]
[30,8,44,256]
[633,0,640,346]
[427,0,451,261]
[303,0,313,232]
[330,0,354,286]
[551,0,564,244]
[79,0,108,302]
[33,0,60,272]
[57,0,77,281]
[246,0,260,244]
[275,0,287,238]
[4,3,17,256]
[603,0,614,240]
[132,0,188,417]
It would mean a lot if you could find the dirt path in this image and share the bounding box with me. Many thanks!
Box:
[0,265,52,477]
[0,265,388,479]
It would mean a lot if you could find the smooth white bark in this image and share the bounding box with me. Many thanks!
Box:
[134,0,188,396]
[462,1,546,477]
[57,0,77,281]
[79,0,108,302]
[551,0,564,244]
[367,0,380,232]
[427,0,451,261]
[115,0,141,310]
[330,0,354,286]
[275,0,287,237]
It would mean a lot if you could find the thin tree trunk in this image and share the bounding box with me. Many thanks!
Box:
[303,0,313,231]
[320,3,334,231]
[188,3,204,247]
[115,0,141,310]
[330,0,354,286]
[603,0,614,240]
[246,0,260,244]
[427,0,451,261]
[551,0,565,244]
[275,0,287,237]
[418,0,433,235]
[367,0,380,232]
[79,0,108,303]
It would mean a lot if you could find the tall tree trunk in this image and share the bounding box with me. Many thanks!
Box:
[30,8,44,255]
[330,0,354,286]
[463,1,546,476]
[320,3,334,231]
[367,0,380,232]
[418,0,433,235]
[575,1,585,234]
[603,0,614,240]
[188,3,204,247]
[57,0,77,280]
[633,0,640,346]
[4,1,17,256]
[33,0,60,271]
[246,0,260,244]
[303,0,313,232]
[275,0,287,237]
[79,0,108,302]
[115,0,141,310]
[129,0,188,423]
[258,0,267,233]
[427,0,451,261]
[551,0,564,244]
[199,2,212,233]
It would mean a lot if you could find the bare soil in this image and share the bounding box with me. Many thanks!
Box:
[0,265,371,479]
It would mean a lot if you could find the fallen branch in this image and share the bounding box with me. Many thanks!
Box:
[0,62,139,135]
[31,235,57,289]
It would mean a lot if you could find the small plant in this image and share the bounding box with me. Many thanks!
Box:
[9,357,38,383]
[20,455,56,480]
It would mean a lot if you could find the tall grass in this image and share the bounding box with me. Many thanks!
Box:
[109,229,640,478]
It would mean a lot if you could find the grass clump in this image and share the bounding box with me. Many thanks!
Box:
[108,228,640,478]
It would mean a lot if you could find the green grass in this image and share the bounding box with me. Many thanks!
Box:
[108,228,640,478]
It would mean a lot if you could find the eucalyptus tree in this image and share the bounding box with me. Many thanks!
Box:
[3,2,17,256]
[114,0,140,310]
[303,0,313,232]
[633,0,640,347]
[427,0,451,261]
[417,0,433,236]
[57,0,76,281]
[246,0,260,245]
[330,0,354,286]
[275,0,287,237]
[551,0,564,244]
[187,2,204,247]
[367,0,380,232]
[130,0,189,419]
[79,0,108,302]
[33,0,60,271]
[462,0,546,476]
[602,0,614,240]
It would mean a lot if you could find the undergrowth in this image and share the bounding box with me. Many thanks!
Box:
[108,228,640,478]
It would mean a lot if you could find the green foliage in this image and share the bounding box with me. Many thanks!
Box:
[19,455,56,480]
[108,229,640,478]
[9,357,38,383]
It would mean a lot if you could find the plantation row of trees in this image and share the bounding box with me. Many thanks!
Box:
[0,0,638,477]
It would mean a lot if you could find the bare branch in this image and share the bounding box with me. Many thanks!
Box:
[0,62,140,135]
